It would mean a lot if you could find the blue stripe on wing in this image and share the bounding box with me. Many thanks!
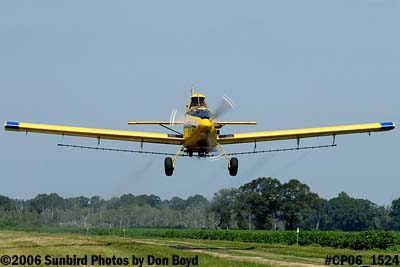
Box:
[6,121,20,128]
[381,122,395,130]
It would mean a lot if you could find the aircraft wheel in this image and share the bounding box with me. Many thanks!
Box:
[229,157,238,176]
[164,157,174,176]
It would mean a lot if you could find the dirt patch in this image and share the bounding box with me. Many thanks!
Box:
[0,234,100,250]
[192,249,325,267]
[132,239,325,267]
[141,239,324,265]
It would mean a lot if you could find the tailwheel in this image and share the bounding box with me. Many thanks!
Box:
[164,157,174,176]
[229,157,238,176]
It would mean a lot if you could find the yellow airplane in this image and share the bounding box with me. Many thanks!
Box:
[4,87,396,176]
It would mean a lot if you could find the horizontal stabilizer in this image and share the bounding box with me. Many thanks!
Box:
[216,121,257,125]
[128,121,184,125]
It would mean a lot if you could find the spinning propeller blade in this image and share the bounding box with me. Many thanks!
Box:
[212,95,235,120]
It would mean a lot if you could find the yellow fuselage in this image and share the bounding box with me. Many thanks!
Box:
[183,115,217,153]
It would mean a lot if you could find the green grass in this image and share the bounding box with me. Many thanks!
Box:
[0,231,270,267]
[2,230,400,266]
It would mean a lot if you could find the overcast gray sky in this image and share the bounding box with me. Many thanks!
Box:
[1,1,398,205]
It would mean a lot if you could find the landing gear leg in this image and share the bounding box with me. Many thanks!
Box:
[217,143,239,176]
[165,145,184,176]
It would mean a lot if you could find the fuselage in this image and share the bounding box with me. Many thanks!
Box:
[182,94,217,156]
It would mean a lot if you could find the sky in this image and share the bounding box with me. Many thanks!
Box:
[1,1,399,205]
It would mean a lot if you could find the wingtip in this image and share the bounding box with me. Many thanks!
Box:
[4,121,20,129]
[380,121,395,130]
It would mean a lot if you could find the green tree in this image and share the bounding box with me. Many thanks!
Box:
[169,197,186,210]
[0,195,12,211]
[210,188,238,229]
[322,192,381,231]
[186,195,209,208]
[237,177,282,229]
[389,198,400,230]
[279,179,320,230]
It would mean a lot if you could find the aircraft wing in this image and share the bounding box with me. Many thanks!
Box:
[217,122,395,144]
[4,121,184,145]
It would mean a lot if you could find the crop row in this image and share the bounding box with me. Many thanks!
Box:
[8,226,399,250]
[88,228,397,250]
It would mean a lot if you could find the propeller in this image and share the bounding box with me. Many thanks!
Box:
[169,108,178,126]
[169,108,200,126]
[211,95,235,120]
[168,94,236,158]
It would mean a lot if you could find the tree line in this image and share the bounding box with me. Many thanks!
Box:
[1,177,400,231]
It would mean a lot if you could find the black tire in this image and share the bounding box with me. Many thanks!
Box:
[164,157,174,176]
[229,157,238,176]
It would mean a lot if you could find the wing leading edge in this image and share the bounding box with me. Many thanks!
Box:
[217,122,395,144]
[4,121,184,145]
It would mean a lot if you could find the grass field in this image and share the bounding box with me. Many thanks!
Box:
[0,230,399,266]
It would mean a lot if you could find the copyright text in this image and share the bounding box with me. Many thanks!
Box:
[0,254,199,266]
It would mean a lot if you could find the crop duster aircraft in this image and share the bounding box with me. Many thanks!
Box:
[4,87,396,176]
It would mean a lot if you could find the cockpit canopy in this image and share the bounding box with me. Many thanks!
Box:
[187,94,211,119]
[189,95,208,108]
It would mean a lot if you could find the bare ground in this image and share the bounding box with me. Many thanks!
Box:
[133,239,326,267]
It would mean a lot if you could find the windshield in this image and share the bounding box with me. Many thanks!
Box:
[199,97,206,106]
[190,96,207,108]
